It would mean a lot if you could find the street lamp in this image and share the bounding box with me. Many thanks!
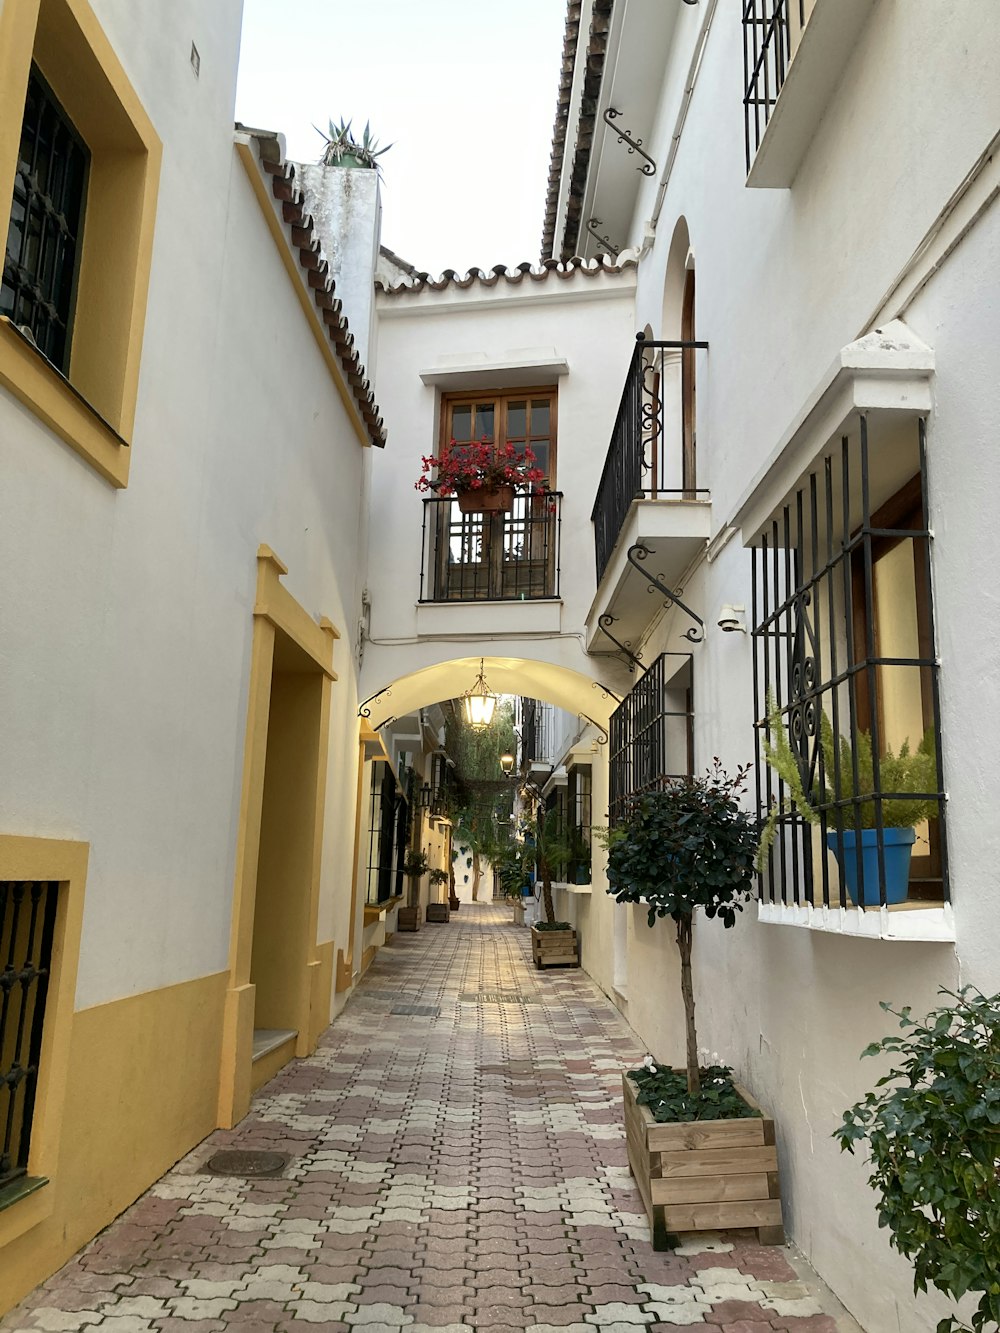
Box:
[461,659,498,731]
[499,751,515,774]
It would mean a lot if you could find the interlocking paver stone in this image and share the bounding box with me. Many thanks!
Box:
[1,905,859,1333]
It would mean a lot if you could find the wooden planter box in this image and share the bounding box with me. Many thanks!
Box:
[531,925,579,969]
[397,905,423,932]
[512,902,525,926]
[426,903,450,923]
[623,1072,783,1249]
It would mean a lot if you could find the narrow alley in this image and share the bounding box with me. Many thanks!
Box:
[2,906,856,1333]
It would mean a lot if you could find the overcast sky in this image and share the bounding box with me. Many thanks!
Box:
[235,0,566,276]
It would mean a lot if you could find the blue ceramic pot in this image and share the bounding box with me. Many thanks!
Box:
[826,826,915,905]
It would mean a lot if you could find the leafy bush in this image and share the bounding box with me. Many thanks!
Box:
[607,762,757,1095]
[402,850,429,878]
[428,868,450,886]
[629,1058,762,1124]
[835,988,1000,1333]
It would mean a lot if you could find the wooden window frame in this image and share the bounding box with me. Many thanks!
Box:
[439,386,558,489]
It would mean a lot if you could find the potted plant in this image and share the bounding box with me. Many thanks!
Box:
[836,988,1000,1333]
[530,809,579,969]
[426,867,451,923]
[397,849,428,932]
[414,438,546,514]
[607,763,783,1248]
[760,697,939,905]
[315,117,392,174]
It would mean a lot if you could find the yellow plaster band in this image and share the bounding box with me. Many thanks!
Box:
[234,137,369,449]
[0,968,227,1316]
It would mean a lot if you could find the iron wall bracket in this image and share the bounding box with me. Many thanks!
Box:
[603,108,656,176]
[597,613,644,672]
[626,542,705,643]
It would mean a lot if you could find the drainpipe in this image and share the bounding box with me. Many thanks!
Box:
[640,0,720,255]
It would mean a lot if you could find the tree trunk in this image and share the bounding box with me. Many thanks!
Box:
[675,914,700,1096]
[541,860,555,924]
[471,850,480,900]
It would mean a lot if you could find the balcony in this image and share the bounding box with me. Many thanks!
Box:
[419,492,562,604]
[587,338,711,651]
[743,0,877,188]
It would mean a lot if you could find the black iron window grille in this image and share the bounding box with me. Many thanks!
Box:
[419,492,562,603]
[568,764,593,882]
[742,0,815,170]
[1,66,89,374]
[751,416,948,911]
[608,654,694,826]
[366,764,399,905]
[592,338,709,586]
[1,880,59,1194]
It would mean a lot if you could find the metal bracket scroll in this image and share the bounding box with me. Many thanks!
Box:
[358,687,392,719]
[597,613,643,672]
[585,218,620,256]
[602,107,657,176]
[578,713,610,747]
[626,543,705,643]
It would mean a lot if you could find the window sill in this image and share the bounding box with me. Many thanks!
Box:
[415,598,562,637]
[746,0,877,189]
[0,318,130,487]
[554,881,592,896]
[0,1176,52,1248]
[757,899,955,942]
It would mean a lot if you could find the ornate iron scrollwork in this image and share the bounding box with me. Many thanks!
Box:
[578,712,610,747]
[602,107,657,176]
[358,687,391,719]
[626,543,705,643]
[597,613,643,672]
[585,217,620,257]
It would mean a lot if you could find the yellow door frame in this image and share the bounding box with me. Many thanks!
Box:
[218,546,338,1129]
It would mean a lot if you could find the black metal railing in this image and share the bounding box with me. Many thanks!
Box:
[1,880,58,1193]
[751,416,948,910]
[743,0,805,170]
[592,338,708,586]
[520,698,552,767]
[420,492,561,603]
[609,654,694,826]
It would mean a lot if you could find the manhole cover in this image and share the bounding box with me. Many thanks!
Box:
[390,1004,440,1016]
[202,1149,290,1178]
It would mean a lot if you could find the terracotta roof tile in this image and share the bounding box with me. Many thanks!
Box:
[375,251,636,297]
[541,0,615,262]
[240,127,387,447]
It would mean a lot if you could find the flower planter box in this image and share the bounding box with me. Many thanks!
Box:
[622,1072,783,1249]
[449,895,461,911]
[457,484,514,514]
[531,924,579,969]
[397,905,423,932]
[426,903,450,923]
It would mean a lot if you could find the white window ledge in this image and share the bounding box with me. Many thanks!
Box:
[415,598,562,637]
[758,900,955,943]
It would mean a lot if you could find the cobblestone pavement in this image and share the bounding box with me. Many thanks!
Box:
[3,903,862,1333]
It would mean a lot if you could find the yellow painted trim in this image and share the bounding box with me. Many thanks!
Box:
[0,836,87,1251]
[250,1033,296,1095]
[0,0,161,484]
[219,547,339,1127]
[234,137,369,449]
[336,733,369,993]
[1,969,227,1315]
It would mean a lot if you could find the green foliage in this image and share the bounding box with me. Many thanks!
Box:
[494,843,532,899]
[607,762,758,929]
[758,693,940,871]
[835,989,1000,1333]
[402,849,429,879]
[428,868,450,886]
[534,920,572,932]
[316,117,392,172]
[628,1061,762,1124]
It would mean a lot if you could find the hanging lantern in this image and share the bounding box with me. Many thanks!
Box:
[499,752,515,774]
[461,659,498,731]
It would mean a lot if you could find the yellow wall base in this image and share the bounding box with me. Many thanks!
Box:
[249,1033,297,1096]
[0,969,227,1317]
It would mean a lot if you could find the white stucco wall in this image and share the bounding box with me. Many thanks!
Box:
[548,5,1000,1331]
[0,0,372,1013]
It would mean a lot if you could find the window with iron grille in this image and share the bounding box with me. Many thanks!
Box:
[1,66,89,374]
[608,655,694,826]
[1,880,59,1195]
[366,765,399,905]
[568,764,592,882]
[742,1,816,171]
[751,415,948,911]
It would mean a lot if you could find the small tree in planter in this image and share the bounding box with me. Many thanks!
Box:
[398,849,428,931]
[530,809,580,968]
[836,989,1000,1333]
[608,762,757,1096]
[426,867,451,923]
[607,763,782,1247]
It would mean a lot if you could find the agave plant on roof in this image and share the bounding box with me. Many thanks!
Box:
[315,117,392,174]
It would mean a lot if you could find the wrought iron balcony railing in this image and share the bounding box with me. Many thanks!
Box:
[419,492,562,604]
[743,0,805,170]
[591,337,708,586]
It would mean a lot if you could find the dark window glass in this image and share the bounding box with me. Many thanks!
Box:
[1,67,89,374]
